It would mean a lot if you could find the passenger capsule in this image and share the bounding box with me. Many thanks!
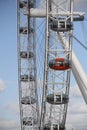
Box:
[44,123,65,130]
[46,93,69,105]
[50,20,73,32]
[44,124,50,130]
[20,51,34,58]
[20,74,35,82]
[49,58,71,70]
[53,124,65,130]
[20,27,33,34]
[23,117,37,126]
[21,96,36,104]
[59,124,65,130]
[19,1,34,8]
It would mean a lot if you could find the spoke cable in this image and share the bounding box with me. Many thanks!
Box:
[72,35,87,50]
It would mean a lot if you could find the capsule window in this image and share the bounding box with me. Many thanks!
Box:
[49,59,55,67]
[58,61,63,66]
[65,60,70,67]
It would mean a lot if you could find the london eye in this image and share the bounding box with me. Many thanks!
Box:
[17,0,87,130]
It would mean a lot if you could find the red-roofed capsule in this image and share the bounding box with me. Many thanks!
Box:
[49,58,71,70]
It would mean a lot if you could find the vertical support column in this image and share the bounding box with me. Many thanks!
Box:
[40,0,49,129]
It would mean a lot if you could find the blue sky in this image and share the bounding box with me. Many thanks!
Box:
[0,0,19,130]
[0,0,87,130]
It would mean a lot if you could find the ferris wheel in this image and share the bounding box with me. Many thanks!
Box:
[17,0,87,130]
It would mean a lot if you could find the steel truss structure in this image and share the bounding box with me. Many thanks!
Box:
[17,0,86,130]
[40,0,73,130]
[17,0,39,130]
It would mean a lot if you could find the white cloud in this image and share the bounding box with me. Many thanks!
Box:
[0,102,20,129]
[66,84,87,130]
[68,103,87,114]
[0,79,5,92]
[66,113,87,130]
[0,118,20,129]
[70,85,82,98]
[3,102,20,115]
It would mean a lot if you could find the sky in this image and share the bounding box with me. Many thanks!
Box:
[0,0,87,130]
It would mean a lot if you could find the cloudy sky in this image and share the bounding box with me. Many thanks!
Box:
[0,0,87,130]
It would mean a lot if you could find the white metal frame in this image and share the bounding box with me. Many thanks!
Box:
[40,0,73,129]
[17,0,39,130]
[17,0,87,130]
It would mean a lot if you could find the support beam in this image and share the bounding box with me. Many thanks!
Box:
[58,32,87,104]
[24,8,85,18]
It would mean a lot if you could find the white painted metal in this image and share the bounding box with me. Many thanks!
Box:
[24,9,85,17]
[40,0,73,130]
[72,53,87,104]
[58,32,87,104]
[40,0,49,129]
[18,1,87,130]
[17,1,39,130]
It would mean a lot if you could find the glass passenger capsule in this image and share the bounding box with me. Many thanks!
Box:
[23,117,37,126]
[49,58,71,70]
[21,96,36,105]
[20,74,35,82]
[20,51,34,58]
[50,20,73,32]
[44,123,65,130]
[46,93,69,105]
[20,27,33,34]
